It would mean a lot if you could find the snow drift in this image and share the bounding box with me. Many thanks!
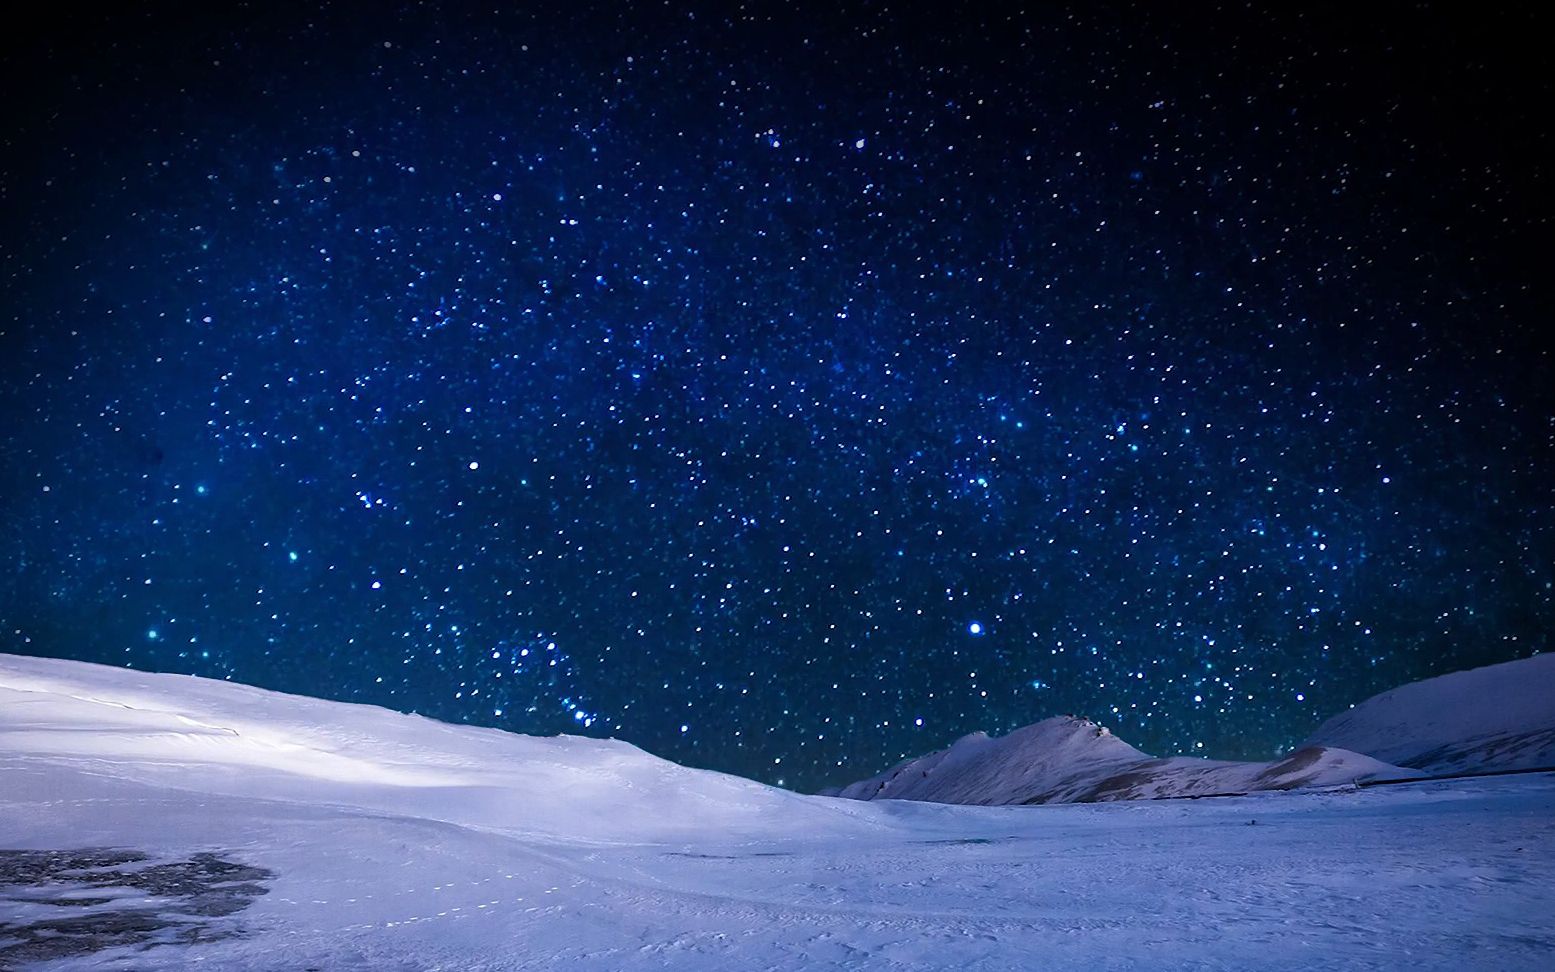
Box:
[1302,653,1555,775]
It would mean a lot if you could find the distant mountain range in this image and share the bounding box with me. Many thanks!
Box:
[828,654,1554,806]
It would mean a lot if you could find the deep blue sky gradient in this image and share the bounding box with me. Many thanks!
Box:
[2,2,1550,790]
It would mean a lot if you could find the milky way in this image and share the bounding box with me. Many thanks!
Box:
[2,3,1549,790]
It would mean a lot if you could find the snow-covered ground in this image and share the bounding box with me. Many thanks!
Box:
[3,653,1553,970]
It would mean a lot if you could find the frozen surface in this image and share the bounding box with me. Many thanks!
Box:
[828,716,1418,805]
[3,653,1553,971]
[1304,653,1555,775]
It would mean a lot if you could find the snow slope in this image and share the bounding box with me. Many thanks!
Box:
[1302,653,1555,775]
[3,653,1553,971]
[829,715,1418,805]
[0,653,871,846]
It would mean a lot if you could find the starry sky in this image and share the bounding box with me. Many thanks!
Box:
[1,2,1550,792]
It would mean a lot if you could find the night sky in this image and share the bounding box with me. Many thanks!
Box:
[2,2,1550,792]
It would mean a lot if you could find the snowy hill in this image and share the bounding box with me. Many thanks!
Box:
[829,715,1418,805]
[0,652,869,846]
[2,652,1554,970]
[1302,653,1555,775]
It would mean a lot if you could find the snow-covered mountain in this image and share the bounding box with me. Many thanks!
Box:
[832,654,1555,807]
[828,715,1417,805]
[1302,653,1555,775]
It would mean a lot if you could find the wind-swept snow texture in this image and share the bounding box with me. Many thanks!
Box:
[828,716,1419,805]
[1303,653,1555,775]
[3,653,1553,971]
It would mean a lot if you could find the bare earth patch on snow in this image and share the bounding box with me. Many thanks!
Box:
[0,848,273,967]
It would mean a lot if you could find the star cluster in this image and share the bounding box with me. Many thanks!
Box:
[2,3,1549,790]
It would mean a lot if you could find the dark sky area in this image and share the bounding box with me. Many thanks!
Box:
[1,2,1549,791]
